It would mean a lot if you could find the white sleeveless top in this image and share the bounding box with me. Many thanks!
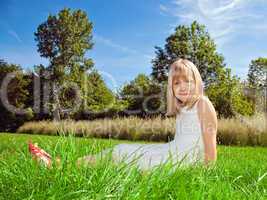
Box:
[98,96,206,171]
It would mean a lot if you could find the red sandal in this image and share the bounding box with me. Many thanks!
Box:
[28,140,52,168]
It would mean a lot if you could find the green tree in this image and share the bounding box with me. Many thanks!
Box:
[0,59,33,131]
[34,8,94,120]
[247,57,267,113]
[247,57,267,89]
[119,74,164,117]
[151,21,226,88]
[25,64,54,120]
[206,67,254,118]
[65,68,128,119]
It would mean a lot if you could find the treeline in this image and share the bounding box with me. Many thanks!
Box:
[0,8,266,132]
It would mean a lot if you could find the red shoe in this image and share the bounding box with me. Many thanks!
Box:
[28,140,52,168]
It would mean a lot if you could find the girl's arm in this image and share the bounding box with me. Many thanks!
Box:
[197,96,218,166]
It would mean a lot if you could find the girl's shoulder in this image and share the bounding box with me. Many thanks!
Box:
[196,95,217,122]
[196,95,218,135]
[198,95,212,107]
[201,95,209,101]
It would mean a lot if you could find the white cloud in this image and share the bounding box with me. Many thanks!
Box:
[94,33,152,59]
[160,0,267,47]
[159,4,168,12]
[94,34,138,54]
[159,4,169,16]
[8,30,22,43]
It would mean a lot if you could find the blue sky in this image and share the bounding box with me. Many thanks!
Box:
[1,0,267,92]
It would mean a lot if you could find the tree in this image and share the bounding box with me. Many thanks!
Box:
[34,8,94,120]
[247,57,267,89]
[24,64,54,120]
[0,59,33,131]
[206,67,254,118]
[119,74,164,117]
[66,68,128,119]
[247,57,267,113]
[151,21,226,88]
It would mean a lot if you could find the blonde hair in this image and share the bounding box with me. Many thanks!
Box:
[165,58,204,117]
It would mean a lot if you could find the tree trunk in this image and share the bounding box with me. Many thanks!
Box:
[52,83,61,121]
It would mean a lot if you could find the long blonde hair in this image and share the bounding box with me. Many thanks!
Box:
[165,58,204,117]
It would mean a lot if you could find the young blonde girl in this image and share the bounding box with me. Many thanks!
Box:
[76,58,218,171]
[25,58,215,172]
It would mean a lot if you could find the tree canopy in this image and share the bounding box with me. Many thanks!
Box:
[34,8,94,120]
[151,21,226,88]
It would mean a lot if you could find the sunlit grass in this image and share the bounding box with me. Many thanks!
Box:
[17,112,267,146]
[0,133,266,199]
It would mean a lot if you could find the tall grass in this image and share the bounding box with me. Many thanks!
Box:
[0,133,266,199]
[17,113,267,146]
[218,112,266,146]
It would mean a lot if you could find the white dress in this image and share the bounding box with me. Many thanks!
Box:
[96,97,205,171]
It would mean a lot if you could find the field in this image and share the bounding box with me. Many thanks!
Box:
[0,133,266,199]
[17,112,267,146]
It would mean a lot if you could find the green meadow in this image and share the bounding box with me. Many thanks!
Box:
[0,133,266,200]
[1,3,266,200]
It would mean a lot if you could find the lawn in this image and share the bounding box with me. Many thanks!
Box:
[0,133,266,199]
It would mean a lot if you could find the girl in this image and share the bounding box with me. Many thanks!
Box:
[77,58,218,171]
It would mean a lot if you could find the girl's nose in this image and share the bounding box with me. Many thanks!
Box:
[180,83,187,91]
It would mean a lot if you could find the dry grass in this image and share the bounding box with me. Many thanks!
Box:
[17,113,266,146]
[218,112,266,146]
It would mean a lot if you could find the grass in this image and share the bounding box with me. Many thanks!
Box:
[17,112,267,146]
[0,132,266,199]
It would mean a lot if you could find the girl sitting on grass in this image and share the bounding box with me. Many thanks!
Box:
[30,58,217,172]
[76,58,218,171]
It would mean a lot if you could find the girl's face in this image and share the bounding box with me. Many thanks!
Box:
[172,69,196,104]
